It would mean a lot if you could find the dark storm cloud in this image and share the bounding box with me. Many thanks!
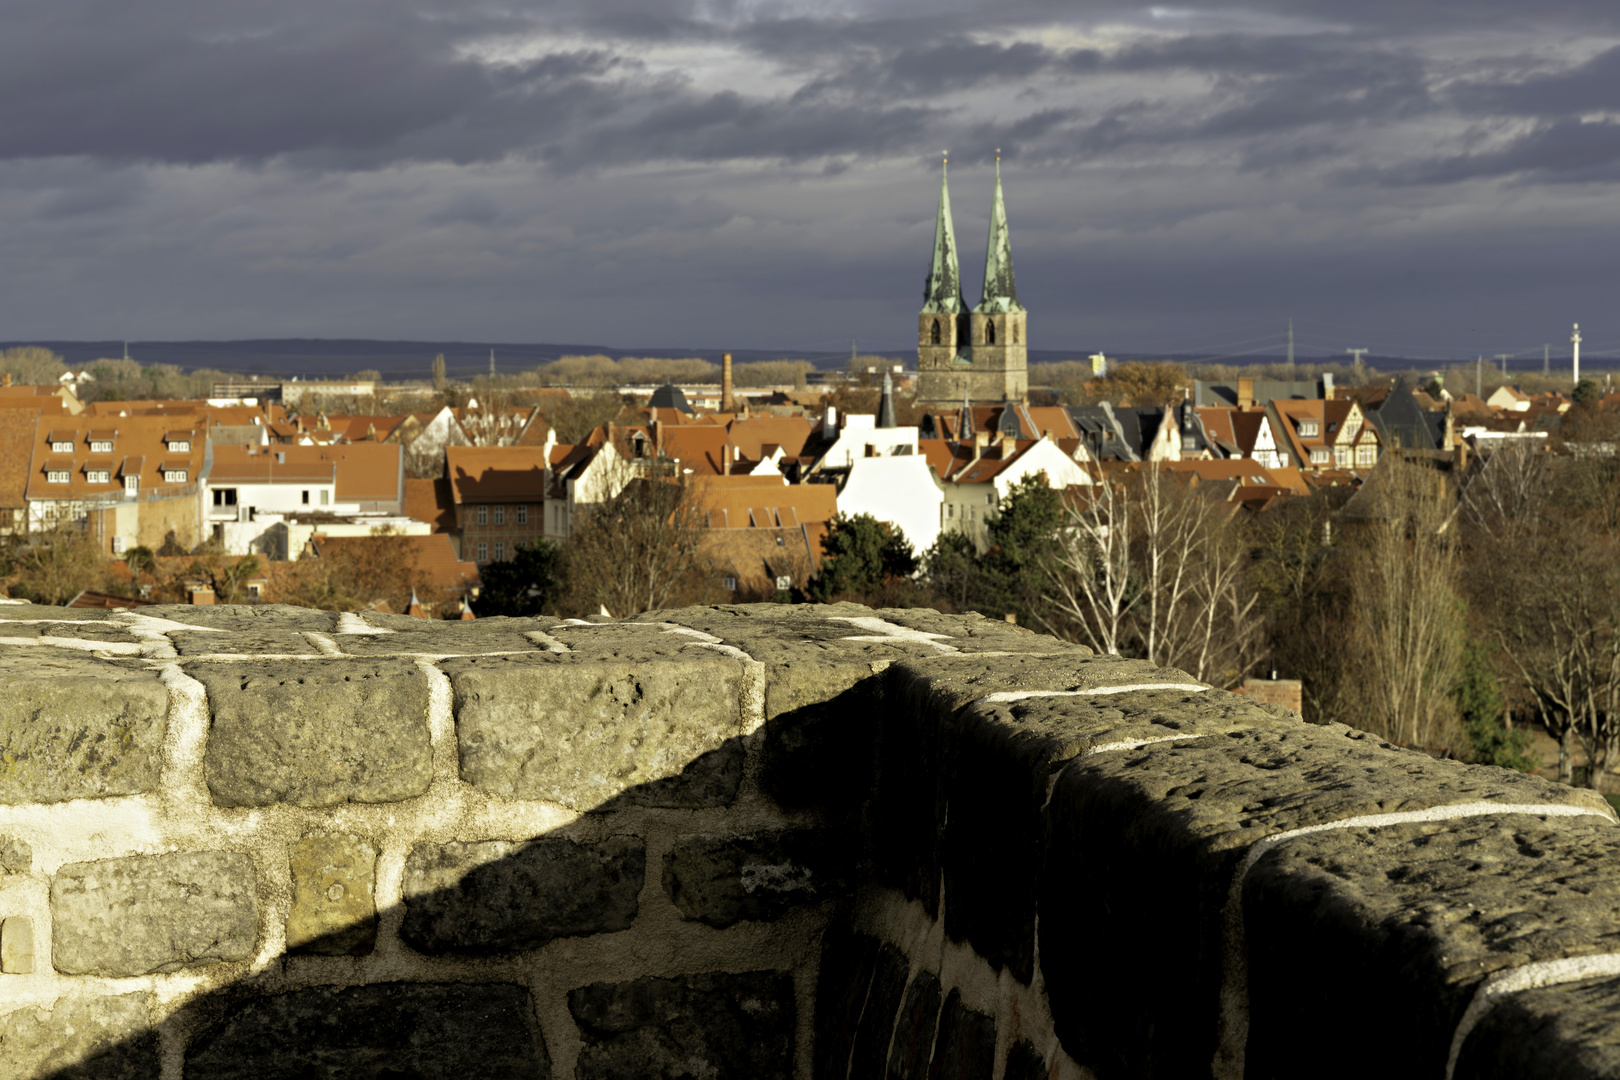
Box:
[8,0,1620,347]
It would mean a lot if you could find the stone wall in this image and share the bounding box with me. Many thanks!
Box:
[1,602,1619,1079]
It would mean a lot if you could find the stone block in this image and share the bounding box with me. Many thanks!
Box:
[1453,973,1620,1080]
[663,830,852,929]
[1,915,33,973]
[193,659,432,807]
[133,603,339,632]
[445,652,746,809]
[0,833,29,874]
[1243,814,1620,1080]
[926,989,995,1080]
[887,972,942,1080]
[813,922,881,1080]
[340,615,564,656]
[169,629,322,655]
[0,653,168,804]
[287,832,377,956]
[593,741,745,810]
[0,992,159,1078]
[849,944,910,1080]
[401,836,644,955]
[569,970,795,1080]
[186,982,548,1079]
[51,851,258,976]
[1037,725,1613,1080]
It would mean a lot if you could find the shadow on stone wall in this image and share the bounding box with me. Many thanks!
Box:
[24,690,880,1080]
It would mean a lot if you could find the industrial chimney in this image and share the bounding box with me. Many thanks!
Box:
[721,352,735,413]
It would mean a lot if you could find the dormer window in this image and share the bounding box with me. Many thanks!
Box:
[1299,420,1320,438]
[46,469,68,484]
[85,469,110,483]
[167,440,191,452]
[90,440,113,453]
[50,440,73,453]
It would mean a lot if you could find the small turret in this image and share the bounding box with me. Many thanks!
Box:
[878,371,897,429]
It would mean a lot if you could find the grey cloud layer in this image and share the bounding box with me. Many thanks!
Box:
[6,0,1620,349]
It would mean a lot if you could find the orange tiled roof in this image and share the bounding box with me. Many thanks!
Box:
[692,476,836,528]
[404,478,456,532]
[209,443,402,502]
[445,446,550,503]
[24,415,206,500]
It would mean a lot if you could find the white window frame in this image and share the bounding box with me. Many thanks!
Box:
[493,540,505,560]
[47,470,69,484]
[723,576,737,591]
[125,476,139,494]
[775,575,792,591]
[86,469,110,483]
[163,469,187,483]
[50,440,73,453]
[90,440,113,453]
[1299,421,1320,438]
[494,505,506,526]
[477,504,489,525]
[1356,444,1377,467]
[476,540,488,561]
[1309,448,1330,465]
[111,536,126,554]
[167,440,191,452]
[516,504,528,525]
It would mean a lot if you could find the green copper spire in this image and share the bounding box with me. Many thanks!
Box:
[976,157,1023,314]
[922,157,966,315]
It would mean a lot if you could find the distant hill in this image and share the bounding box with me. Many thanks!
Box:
[1,339,1595,379]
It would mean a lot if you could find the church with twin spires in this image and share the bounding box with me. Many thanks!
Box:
[914,157,1029,407]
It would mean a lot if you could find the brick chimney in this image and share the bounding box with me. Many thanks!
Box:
[721,353,734,413]
[1237,377,1255,409]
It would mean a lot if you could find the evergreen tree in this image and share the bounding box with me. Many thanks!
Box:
[811,513,915,601]
[476,539,567,617]
[1456,641,1536,771]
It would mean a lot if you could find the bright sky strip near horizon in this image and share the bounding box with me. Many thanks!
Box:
[4,1,1620,359]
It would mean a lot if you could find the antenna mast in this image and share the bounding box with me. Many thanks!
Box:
[1287,319,1294,374]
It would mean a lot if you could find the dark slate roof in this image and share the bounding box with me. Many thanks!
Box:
[1365,379,1440,451]
[1192,379,1323,407]
[649,383,693,413]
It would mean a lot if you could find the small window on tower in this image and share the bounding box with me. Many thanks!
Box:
[930,319,941,345]
[1013,322,1019,344]
[986,320,997,345]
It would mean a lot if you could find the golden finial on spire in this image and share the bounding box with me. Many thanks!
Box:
[996,147,1002,162]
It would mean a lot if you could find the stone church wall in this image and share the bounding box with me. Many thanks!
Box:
[0,602,1617,1078]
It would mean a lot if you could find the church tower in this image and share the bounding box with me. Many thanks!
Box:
[916,156,1028,407]
[916,158,968,388]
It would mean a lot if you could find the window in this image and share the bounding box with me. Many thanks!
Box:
[246,583,262,600]
[163,469,187,482]
[167,440,190,452]
[301,490,310,505]
[50,440,73,453]
[1342,420,1361,442]
[986,319,997,345]
[1334,447,1350,469]
[1012,322,1020,344]
[930,319,941,345]
[945,504,955,518]
[723,577,737,591]
[476,541,488,561]
[986,493,994,504]
[775,575,792,591]
[86,470,110,483]
[90,440,113,453]
[477,505,488,525]
[494,541,506,560]
[125,476,138,494]
[1299,420,1319,438]
[213,489,238,506]
[494,505,506,526]
[1309,448,1330,465]
[320,490,329,506]
[516,504,528,525]
[46,469,68,484]
[1356,444,1377,467]
[110,536,125,554]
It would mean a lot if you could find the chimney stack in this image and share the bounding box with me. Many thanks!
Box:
[1237,377,1255,409]
[721,353,735,413]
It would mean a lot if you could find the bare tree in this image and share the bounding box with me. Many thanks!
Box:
[1348,454,1465,749]
[1042,478,1136,657]
[565,465,710,617]
[1461,442,1547,539]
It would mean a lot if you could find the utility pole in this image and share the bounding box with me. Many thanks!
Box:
[1347,347,1368,383]
[1572,323,1582,387]
[489,349,495,378]
[1287,319,1294,374]
[1347,347,1369,366]
[1544,344,1550,377]
[1476,356,1482,400]
[1495,354,1510,380]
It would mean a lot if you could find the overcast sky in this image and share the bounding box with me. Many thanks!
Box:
[6,0,1620,363]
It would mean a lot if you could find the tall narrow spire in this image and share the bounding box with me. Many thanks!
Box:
[922,156,966,314]
[977,156,1022,313]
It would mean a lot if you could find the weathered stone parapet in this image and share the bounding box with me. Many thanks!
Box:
[0,599,1614,1078]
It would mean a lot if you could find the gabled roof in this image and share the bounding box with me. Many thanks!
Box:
[209,443,402,502]
[692,475,837,528]
[658,425,731,475]
[25,414,208,500]
[445,446,550,503]
[726,416,814,460]
[0,410,41,507]
[404,477,456,532]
